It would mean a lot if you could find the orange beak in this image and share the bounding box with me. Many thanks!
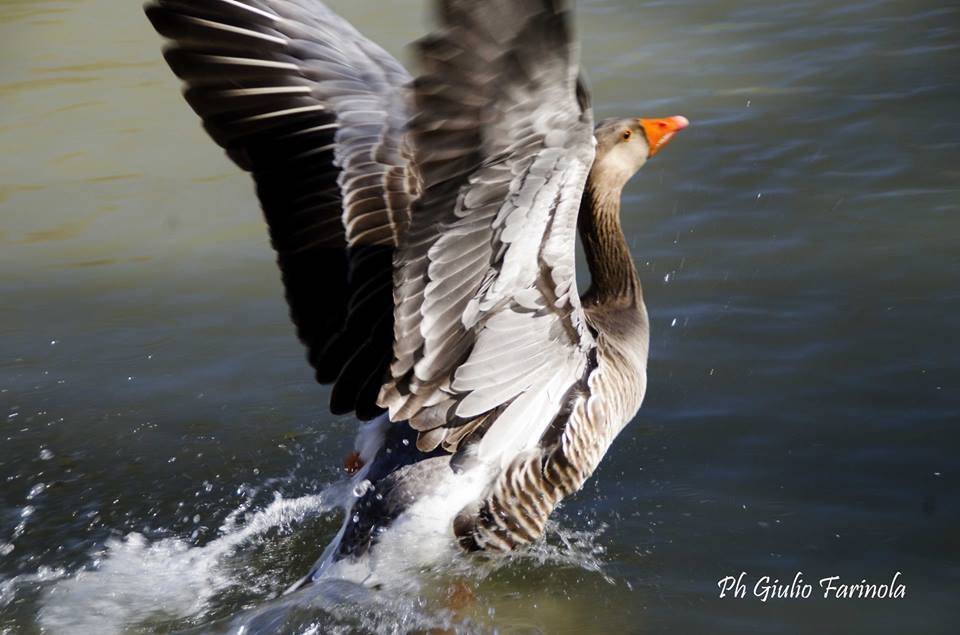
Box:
[640,116,689,158]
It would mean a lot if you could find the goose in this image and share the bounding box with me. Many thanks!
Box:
[145,0,688,588]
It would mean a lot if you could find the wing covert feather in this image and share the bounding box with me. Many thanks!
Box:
[378,0,598,464]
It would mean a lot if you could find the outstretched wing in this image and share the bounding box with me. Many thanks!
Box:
[378,0,597,467]
[146,0,417,418]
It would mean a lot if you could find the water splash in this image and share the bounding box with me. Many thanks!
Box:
[6,475,616,635]
[0,566,69,611]
[512,520,614,584]
[35,491,333,634]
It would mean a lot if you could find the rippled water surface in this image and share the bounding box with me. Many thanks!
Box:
[2,0,959,633]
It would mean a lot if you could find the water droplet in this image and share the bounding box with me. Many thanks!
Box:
[401,438,410,446]
[49,340,57,346]
[663,273,671,284]
[353,480,372,498]
[352,513,360,524]
[39,448,54,461]
[670,318,678,327]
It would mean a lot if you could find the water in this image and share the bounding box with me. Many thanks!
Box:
[2,0,958,632]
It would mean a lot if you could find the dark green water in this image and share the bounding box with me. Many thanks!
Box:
[1,0,958,632]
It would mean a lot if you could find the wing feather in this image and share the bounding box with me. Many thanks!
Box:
[147,0,417,418]
[378,0,597,466]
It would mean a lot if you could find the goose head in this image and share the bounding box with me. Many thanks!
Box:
[592,116,689,189]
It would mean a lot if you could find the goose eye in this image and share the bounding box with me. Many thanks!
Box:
[622,130,632,141]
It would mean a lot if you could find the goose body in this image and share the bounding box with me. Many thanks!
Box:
[146,0,687,586]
